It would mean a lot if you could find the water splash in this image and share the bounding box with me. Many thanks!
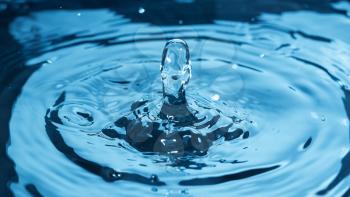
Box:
[160,39,191,105]
[4,4,350,197]
[159,39,196,128]
[91,38,250,156]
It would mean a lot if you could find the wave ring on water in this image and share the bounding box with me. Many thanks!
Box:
[6,7,350,196]
[45,39,257,185]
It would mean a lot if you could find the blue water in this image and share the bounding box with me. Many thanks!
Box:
[1,0,350,196]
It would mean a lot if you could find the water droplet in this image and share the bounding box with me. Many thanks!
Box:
[178,20,183,25]
[138,7,145,14]
[259,53,265,58]
[77,12,81,16]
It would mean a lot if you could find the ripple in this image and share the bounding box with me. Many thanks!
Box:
[5,5,350,197]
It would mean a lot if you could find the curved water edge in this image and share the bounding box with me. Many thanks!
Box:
[2,1,350,196]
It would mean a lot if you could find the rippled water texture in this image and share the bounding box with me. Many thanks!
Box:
[1,1,350,196]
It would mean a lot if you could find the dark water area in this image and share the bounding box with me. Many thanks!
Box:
[1,0,350,196]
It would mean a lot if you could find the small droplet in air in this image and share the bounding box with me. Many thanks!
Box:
[77,12,81,16]
[138,7,145,14]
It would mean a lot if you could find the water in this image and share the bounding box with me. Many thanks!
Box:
[1,1,350,196]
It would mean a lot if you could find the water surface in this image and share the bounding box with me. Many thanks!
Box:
[1,1,350,196]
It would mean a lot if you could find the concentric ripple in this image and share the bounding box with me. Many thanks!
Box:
[6,3,350,197]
